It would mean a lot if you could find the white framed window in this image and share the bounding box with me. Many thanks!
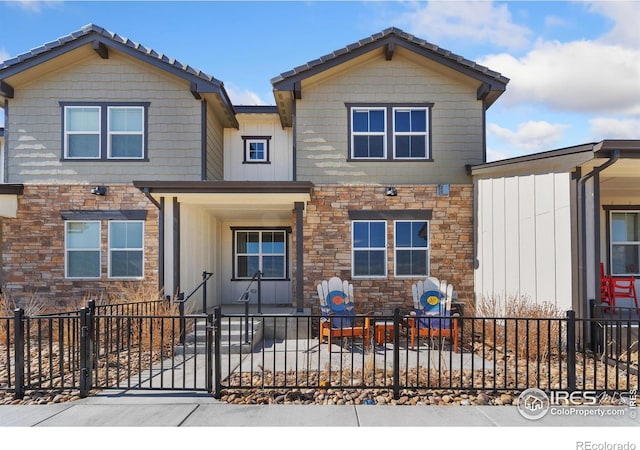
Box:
[65,221,101,278]
[610,211,640,276]
[107,106,144,159]
[234,229,287,279]
[64,106,101,159]
[393,107,429,159]
[350,107,386,159]
[348,104,432,160]
[61,102,148,160]
[243,137,270,163]
[352,220,387,278]
[394,220,429,277]
[108,221,144,278]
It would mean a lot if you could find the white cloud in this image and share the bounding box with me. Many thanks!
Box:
[479,40,640,115]
[0,49,9,64]
[488,121,570,150]
[586,1,640,48]
[589,117,640,141]
[225,86,268,106]
[397,1,532,51]
[12,0,51,13]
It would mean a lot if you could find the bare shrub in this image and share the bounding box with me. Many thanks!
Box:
[468,294,565,363]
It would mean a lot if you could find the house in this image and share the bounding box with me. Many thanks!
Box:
[0,24,510,313]
[472,140,640,318]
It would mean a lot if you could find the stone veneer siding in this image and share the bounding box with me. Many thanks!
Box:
[2,185,159,309]
[296,184,473,314]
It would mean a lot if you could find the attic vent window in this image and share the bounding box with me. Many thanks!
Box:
[242,136,271,164]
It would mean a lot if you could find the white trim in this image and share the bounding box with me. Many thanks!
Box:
[393,220,430,277]
[245,138,268,162]
[392,107,429,159]
[350,107,387,159]
[63,106,101,159]
[108,220,145,279]
[107,106,145,160]
[609,210,640,276]
[64,220,101,279]
[351,220,388,278]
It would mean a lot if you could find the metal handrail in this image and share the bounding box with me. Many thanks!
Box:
[237,270,262,344]
[175,270,213,345]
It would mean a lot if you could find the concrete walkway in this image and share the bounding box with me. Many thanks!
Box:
[0,388,638,427]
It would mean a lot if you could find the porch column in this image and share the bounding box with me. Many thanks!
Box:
[295,202,304,312]
[173,197,181,297]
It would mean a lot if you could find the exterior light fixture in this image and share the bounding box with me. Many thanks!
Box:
[385,187,398,197]
[91,186,107,196]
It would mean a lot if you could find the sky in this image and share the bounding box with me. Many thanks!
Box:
[0,0,638,162]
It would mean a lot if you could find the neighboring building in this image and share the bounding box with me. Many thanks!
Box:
[1,24,634,317]
[472,140,640,317]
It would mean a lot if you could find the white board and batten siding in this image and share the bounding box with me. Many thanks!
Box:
[223,113,293,182]
[475,172,573,311]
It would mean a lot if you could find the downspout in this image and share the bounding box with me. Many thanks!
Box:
[577,150,620,319]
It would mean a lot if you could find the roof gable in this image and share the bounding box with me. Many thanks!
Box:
[0,24,237,127]
[271,27,509,125]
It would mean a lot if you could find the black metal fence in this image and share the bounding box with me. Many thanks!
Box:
[1,301,212,399]
[214,308,639,398]
[2,303,638,400]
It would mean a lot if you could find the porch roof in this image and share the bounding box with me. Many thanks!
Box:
[133,181,313,220]
[133,180,313,195]
[470,140,640,178]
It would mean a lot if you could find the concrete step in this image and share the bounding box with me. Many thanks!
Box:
[174,317,263,355]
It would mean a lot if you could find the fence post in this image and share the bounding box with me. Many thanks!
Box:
[177,292,185,345]
[213,307,222,399]
[79,306,92,398]
[566,310,576,392]
[13,308,25,400]
[392,307,400,400]
[206,312,214,394]
[202,271,207,314]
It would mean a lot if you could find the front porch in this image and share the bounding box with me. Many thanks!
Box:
[133,180,312,313]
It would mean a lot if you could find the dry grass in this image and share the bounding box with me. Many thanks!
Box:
[466,294,565,362]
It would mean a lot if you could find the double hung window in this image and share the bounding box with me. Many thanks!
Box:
[395,221,429,276]
[109,221,144,278]
[64,218,145,279]
[352,221,387,277]
[65,221,101,278]
[610,211,640,275]
[62,103,147,160]
[351,219,430,278]
[348,104,431,160]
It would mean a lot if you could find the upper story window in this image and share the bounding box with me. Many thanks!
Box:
[347,103,432,161]
[393,108,428,159]
[351,108,386,159]
[61,102,149,161]
[242,136,271,164]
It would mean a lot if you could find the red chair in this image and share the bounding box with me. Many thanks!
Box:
[600,263,615,313]
[610,276,639,314]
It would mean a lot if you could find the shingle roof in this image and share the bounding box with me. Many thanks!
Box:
[271,26,509,86]
[0,23,223,87]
